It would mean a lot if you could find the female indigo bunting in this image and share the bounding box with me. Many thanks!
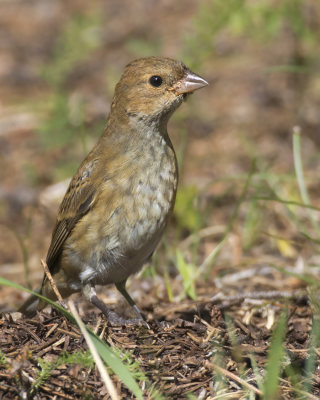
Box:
[20,57,208,324]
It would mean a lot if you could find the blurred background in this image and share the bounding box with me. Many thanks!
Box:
[1,0,320,311]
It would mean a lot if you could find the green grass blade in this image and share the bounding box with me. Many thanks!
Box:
[249,354,263,393]
[303,293,320,394]
[68,300,119,400]
[176,250,197,300]
[253,195,320,212]
[293,128,320,237]
[263,309,288,399]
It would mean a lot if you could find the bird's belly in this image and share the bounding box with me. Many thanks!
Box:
[93,173,176,284]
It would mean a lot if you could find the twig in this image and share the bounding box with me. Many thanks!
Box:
[214,264,275,285]
[210,290,308,304]
[279,378,319,400]
[204,360,262,396]
[68,300,120,400]
[41,259,64,303]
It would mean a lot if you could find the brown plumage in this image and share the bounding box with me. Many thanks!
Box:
[19,57,208,324]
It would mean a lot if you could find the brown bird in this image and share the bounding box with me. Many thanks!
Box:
[19,56,208,324]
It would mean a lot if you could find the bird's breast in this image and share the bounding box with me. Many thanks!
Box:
[117,134,178,252]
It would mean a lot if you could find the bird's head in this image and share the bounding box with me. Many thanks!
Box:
[111,57,208,129]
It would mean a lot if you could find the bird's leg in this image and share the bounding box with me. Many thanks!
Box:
[115,279,145,321]
[83,284,145,326]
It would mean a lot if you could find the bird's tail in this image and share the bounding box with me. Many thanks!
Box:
[18,287,44,317]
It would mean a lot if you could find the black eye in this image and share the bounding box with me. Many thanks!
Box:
[149,75,163,87]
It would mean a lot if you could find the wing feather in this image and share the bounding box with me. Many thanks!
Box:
[46,159,98,271]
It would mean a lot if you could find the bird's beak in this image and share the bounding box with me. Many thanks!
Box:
[171,71,209,95]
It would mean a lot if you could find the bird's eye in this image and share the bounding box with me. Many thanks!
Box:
[149,75,163,87]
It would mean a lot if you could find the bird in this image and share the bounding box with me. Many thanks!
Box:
[19,56,208,324]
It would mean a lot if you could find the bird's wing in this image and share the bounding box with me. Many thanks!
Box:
[46,158,99,271]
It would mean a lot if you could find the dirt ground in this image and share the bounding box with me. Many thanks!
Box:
[1,1,320,399]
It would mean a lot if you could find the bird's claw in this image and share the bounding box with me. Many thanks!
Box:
[106,310,149,327]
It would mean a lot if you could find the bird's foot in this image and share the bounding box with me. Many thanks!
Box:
[90,294,149,327]
[105,310,148,327]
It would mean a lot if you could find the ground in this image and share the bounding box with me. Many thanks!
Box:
[1,0,320,399]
